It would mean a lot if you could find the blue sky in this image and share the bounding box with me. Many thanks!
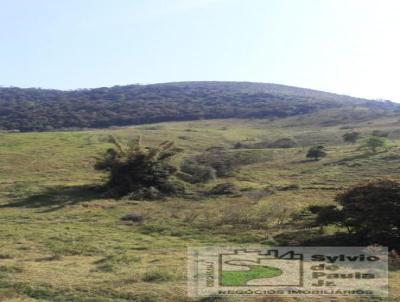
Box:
[1,0,399,101]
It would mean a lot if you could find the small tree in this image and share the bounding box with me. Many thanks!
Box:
[343,132,360,144]
[361,136,388,153]
[306,146,327,161]
[337,180,400,244]
[313,180,400,247]
[95,136,185,199]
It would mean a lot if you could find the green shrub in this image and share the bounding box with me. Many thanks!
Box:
[142,269,174,282]
[372,130,389,137]
[0,265,23,273]
[343,131,360,143]
[267,138,298,148]
[359,136,388,153]
[180,160,216,183]
[208,183,239,195]
[181,149,271,181]
[95,136,185,198]
[93,254,141,273]
[306,145,327,160]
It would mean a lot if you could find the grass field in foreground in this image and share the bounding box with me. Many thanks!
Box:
[1,116,400,301]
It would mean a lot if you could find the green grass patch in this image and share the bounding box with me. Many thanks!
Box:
[221,265,282,286]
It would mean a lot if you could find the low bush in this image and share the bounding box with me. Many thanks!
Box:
[180,160,216,183]
[234,137,298,149]
[266,138,298,148]
[306,145,327,160]
[95,136,186,199]
[142,269,174,282]
[181,149,271,182]
[208,183,239,195]
[343,131,360,143]
[372,130,389,137]
[93,254,141,273]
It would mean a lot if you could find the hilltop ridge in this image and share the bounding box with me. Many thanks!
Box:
[0,81,398,132]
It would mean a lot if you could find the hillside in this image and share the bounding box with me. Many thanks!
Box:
[0,118,400,301]
[0,81,398,131]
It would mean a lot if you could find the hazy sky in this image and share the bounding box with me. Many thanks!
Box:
[1,0,399,101]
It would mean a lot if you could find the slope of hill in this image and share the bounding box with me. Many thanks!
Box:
[1,118,400,301]
[0,81,398,132]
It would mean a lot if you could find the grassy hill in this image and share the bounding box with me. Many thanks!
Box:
[0,81,398,131]
[0,116,400,301]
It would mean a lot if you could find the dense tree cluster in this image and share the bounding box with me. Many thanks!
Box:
[0,82,398,132]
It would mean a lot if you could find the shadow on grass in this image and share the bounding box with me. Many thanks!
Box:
[0,185,104,212]
[292,159,318,164]
[275,229,357,246]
